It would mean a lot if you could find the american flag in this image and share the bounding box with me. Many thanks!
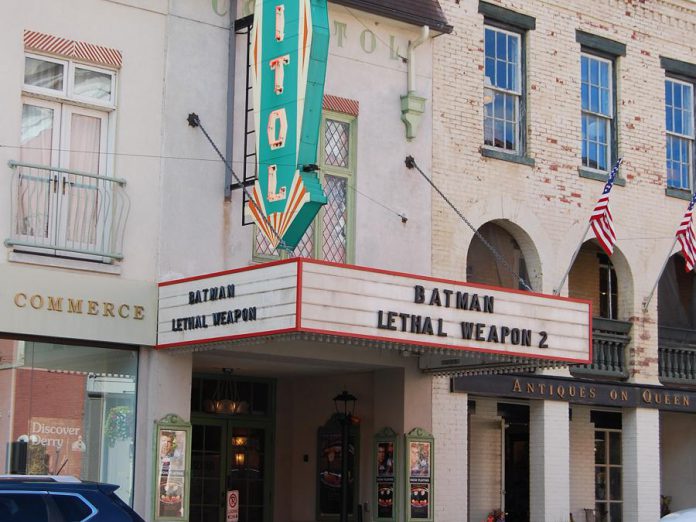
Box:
[676,192,696,272]
[590,158,623,256]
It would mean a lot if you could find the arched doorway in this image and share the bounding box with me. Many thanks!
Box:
[466,221,539,291]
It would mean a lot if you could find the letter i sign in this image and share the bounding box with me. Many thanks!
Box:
[248,0,330,250]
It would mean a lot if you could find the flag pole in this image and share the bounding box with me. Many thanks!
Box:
[642,236,678,312]
[553,222,591,296]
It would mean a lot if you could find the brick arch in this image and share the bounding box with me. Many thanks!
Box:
[570,239,635,321]
[555,221,635,319]
[459,197,550,292]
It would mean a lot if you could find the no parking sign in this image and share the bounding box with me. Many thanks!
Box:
[227,490,239,522]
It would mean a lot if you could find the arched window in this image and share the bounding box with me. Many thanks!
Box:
[466,222,531,290]
[569,244,619,320]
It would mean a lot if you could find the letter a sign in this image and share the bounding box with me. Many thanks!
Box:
[249,0,329,250]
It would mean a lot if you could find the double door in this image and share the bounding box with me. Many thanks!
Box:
[190,418,273,522]
[18,98,109,256]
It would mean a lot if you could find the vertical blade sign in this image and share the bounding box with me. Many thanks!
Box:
[249,0,329,250]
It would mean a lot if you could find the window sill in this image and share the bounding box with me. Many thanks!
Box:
[481,147,535,167]
[665,187,693,201]
[8,251,122,275]
[578,167,626,186]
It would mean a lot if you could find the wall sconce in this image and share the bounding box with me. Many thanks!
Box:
[232,436,248,447]
[234,452,246,467]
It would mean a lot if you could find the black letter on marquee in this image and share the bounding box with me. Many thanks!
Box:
[538,331,548,348]
[414,285,425,304]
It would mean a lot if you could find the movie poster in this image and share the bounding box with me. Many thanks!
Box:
[409,441,431,520]
[376,441,395,519]
[157,429,187,518]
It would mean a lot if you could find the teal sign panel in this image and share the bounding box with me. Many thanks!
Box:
[249,0,329,250]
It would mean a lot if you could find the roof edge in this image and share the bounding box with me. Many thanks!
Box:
[330,0,454,34]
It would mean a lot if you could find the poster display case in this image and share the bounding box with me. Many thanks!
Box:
[153,414,192,521]
[404,428,434,522]
[373,427,398,522]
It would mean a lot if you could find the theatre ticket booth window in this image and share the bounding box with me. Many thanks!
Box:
[0,337,138,503]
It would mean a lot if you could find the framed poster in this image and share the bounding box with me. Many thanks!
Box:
[404,428,434,522]
[153,414,192,521]
[373,427,398,522]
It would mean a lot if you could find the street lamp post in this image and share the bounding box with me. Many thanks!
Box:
[333,390,357,522]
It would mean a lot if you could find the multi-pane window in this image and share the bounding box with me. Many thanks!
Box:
[581,54,613,171]
[254,114,355,263]
[595,429,622,521]
[483,26,521,152]
[14,54,118,260]
[665,78,694,190]
[599,254,618,319]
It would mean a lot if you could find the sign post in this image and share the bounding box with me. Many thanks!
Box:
[249,0,330,250]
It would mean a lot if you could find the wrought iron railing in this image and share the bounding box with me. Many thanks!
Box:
[659,326,696,384]
[571,317,631,379]
[6,160,130,260]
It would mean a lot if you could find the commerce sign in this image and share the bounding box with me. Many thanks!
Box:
[248,0,329,250]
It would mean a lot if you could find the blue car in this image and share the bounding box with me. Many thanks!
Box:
[0,475,145,521]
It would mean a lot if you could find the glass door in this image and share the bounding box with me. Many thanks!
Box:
[190,420,272,522]
[227,427,267,522]
[190,419,226,522]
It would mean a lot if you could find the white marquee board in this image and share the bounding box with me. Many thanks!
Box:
[157,260,591,363]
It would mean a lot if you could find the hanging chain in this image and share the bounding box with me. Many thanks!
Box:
[187,113,292,254]
[405,155,533,292]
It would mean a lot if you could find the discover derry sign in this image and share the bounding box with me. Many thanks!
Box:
[248,0,329,250]
[157,259,591,364]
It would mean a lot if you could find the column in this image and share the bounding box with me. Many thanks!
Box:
[133,347,193,518]
[622,408,660,521]
[529,400,570,521]
[432,377,467,522]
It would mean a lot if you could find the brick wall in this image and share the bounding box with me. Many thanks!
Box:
[467,398,502,521]
[569,406,596,520]
[529,400,570,521]
[432,0,696,382]
[432,378,468,522]
[623,408,660,521]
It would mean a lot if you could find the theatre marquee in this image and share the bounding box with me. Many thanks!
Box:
[157,259,591,363]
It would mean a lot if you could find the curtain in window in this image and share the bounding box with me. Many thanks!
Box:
[18,104,54,238]
[65,113,102,244]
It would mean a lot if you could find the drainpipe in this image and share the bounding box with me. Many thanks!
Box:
[401,25,430,141]
[407,25,430,94]
[225,0,239,200]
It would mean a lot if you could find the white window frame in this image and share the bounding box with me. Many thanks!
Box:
[23,53,69,97]
[70,62,117,107]
[483,24,522,154]
[581,53,614,173]
[594,427,623,522]
[665,77,695,191]
[17,52,118,262]
[24,52,117,110]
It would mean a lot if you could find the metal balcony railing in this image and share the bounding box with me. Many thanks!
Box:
[659,326,696,384]
[6,160,130,261]
[571,317,631,379]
